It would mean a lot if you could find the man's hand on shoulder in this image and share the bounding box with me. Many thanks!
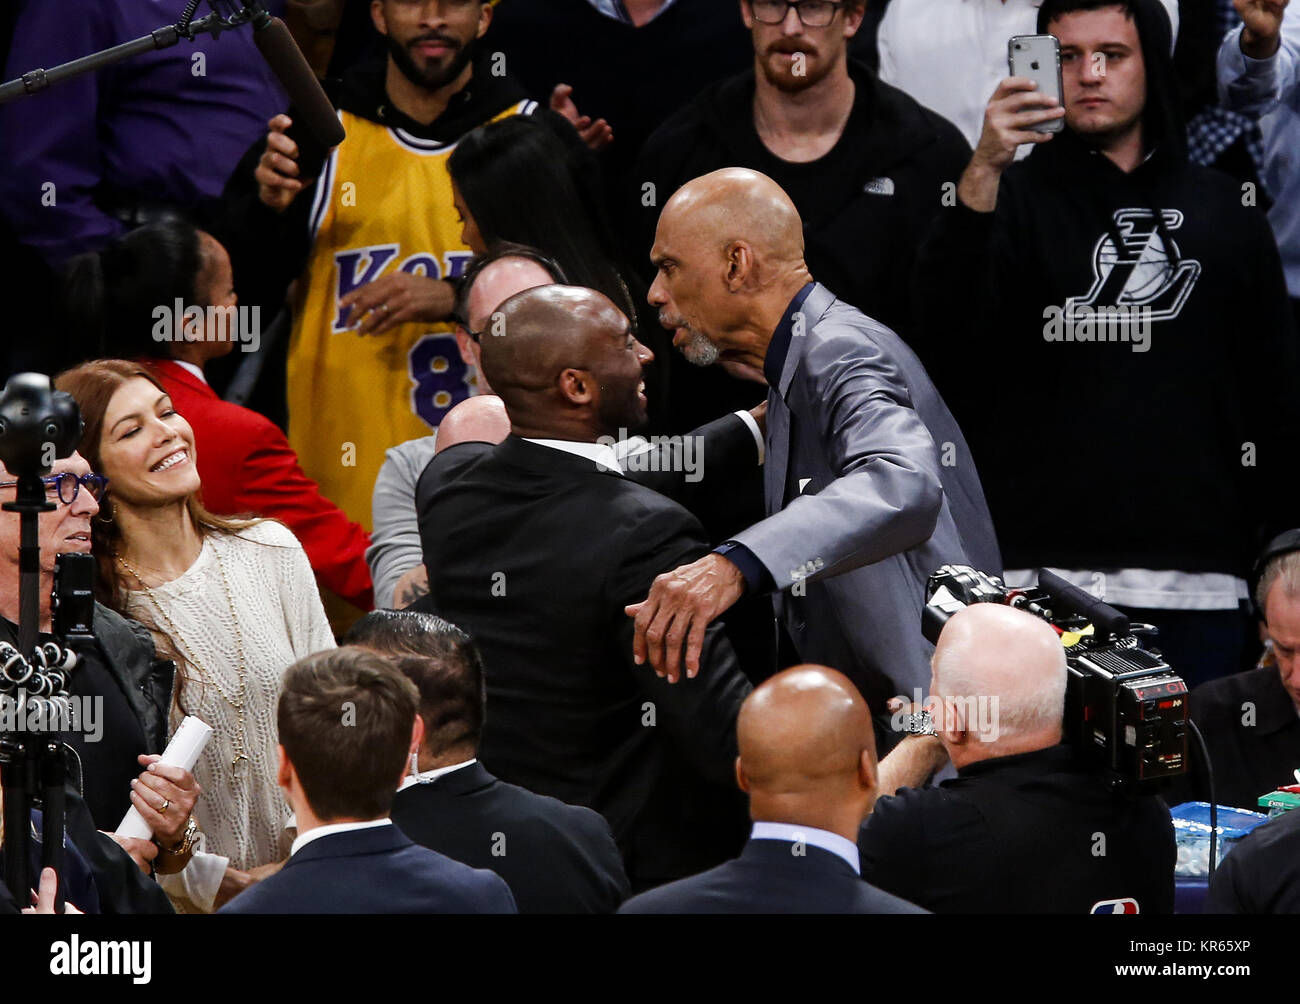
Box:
[625,553,745,683]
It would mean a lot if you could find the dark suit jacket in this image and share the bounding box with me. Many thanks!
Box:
[618,838,927,914]
[392,761,629,913]
[1163,666,1300,811]
[415,435,753,887]
[217,823,516,914]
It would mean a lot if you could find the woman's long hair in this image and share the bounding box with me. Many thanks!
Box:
[62,220,204,363]
[54,359,261,712]
[448,111,640,320]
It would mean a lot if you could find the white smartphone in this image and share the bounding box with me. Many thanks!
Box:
[1008,34,1064,134]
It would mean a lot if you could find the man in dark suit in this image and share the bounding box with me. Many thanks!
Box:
[415,284,754,890]
[632,167,1000,719]
[620,664,925,914]
[344,609,630,912]
[219,648,515,914]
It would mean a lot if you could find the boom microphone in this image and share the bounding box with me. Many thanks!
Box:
[249,8,346,149]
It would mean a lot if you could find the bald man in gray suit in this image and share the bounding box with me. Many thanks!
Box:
[631,167,1000,715]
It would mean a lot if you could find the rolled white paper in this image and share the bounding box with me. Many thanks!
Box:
[115,715,213,841]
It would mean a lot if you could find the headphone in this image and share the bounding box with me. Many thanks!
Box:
[1249,528,1300,620]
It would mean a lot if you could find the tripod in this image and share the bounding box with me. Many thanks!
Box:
[0,474,68,912]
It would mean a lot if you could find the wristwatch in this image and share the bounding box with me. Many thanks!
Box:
[163,815,199,857]
[897,709,937,736]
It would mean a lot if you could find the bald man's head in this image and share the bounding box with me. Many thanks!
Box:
[465,257,556,334]
[478,285,652,439]
[736,665,877,833]
[433,394,510,454]
[660,169,805,268]
[454,254,558,396]
[930,605,1067,758]
[647,169,811,367]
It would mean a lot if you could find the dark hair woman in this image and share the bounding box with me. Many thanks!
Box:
[447,110,668,425]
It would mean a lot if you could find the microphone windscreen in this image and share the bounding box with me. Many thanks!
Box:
[253,15,346,149]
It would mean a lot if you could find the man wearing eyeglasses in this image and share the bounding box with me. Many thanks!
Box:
[0,453,201,900]
[635,0,971,401]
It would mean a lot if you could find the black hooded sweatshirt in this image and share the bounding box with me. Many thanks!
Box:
[912,0,1299,576]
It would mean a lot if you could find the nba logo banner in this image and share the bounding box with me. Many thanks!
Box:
[1090,898,1140,914]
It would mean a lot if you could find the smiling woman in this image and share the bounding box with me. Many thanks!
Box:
[53,360,338,914]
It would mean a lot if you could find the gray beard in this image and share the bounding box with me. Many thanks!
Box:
[679,329,720,367]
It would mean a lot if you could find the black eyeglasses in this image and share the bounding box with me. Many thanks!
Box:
[0,472,109,505]
[750,0,845,27]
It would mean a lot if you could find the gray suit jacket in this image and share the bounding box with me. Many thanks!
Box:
[732,283,1000,703]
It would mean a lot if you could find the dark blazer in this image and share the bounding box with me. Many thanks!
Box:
[415,435,753,888]
[1163,666,1300,811]
[618,838,927,914]
[217,823,516,914]
[392,761,630,913]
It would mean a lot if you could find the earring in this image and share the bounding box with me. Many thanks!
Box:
[93,501,115,526]
[409,751,419,777]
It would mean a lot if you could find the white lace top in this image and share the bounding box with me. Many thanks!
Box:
[123,520,336,911]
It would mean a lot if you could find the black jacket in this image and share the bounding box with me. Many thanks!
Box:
[415,436,753,887]
[913,0,1300,576]
[1164,666,1300,811]
[619,838,926,915]
[391,761,630,913]
[1205,806,1300,913]
[84,601,174,754]
[218,824,516,914]
[858,745,1176,914]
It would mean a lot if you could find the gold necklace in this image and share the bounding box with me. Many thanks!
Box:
[116,541,252,781]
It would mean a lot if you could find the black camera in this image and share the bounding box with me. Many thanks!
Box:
[922,565,1188,792]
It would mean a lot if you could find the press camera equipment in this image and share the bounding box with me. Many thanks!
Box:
[0,372,87,912]
[922,565,1188,793]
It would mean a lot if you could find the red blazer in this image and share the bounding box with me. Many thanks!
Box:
[146,359,373,610]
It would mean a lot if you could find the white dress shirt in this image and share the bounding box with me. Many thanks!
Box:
[526,411,764,473]
[398,757,478,791]
[172,359,207,384]
[750,821,861,874]
[290,817,394,857]
[523,437,624,473]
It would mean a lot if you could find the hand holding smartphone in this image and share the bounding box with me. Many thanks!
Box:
[1008,34,1065,134]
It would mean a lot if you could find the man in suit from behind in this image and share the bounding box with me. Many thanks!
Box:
[633,167,1001,720]
[416,284,754,890]
[218,648,516,914]
[345,609,631,912]
[620,664,925,914]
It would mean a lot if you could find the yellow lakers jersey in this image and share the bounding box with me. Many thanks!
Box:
[287,101,536,530]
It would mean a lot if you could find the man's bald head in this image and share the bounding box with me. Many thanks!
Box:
[647,169,812,370]
[433,395,510,453]
[658,168,805,273]
[465,256,556,334]
[737,665,878,833]
[478,284,649,439]
[931,605,1067,754]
